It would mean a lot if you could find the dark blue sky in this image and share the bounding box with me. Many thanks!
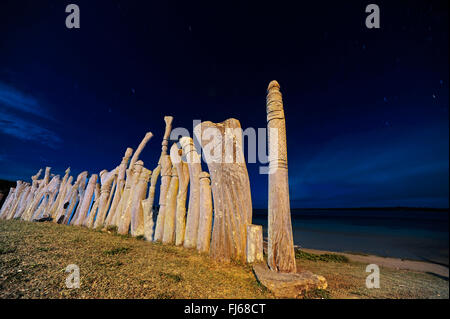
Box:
[0,0,448,208]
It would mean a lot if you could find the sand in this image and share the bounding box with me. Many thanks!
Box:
[302,248,449,278]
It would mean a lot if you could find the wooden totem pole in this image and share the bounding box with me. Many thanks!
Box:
[170,143,189,246]
[194,118,253,262]
[179,136,202,249]
[266,80,296,273]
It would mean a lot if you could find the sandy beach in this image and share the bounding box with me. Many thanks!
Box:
[301,248,449,279]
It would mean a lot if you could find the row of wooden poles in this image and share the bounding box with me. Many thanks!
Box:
[0,81,295,272]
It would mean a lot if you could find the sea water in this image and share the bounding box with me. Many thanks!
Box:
[252,209,449,265]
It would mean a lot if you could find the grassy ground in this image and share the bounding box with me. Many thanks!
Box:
[295,250,448,299]
[0,220,448,299]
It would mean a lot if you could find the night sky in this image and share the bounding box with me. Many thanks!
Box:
[0,0,448,208]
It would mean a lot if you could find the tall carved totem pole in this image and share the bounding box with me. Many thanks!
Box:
[266,80,296,273]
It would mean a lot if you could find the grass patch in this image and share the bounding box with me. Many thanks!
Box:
[295,249,349,263]
[0,245,16,255]
[103,246,130,255]
[159,271,183,283]
[344,251,370,256]
[304,289,331,299]
[105,225,118,233]
[135,235,145,241]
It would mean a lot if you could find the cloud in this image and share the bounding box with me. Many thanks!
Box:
[0,112,62,148]
[0,82,53,119]
[0,82,61,148]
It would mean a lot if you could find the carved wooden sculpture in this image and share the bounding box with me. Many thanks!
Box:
[130,133,153,168]
[93,168,118,228]
[53,175,74,223]
[170,143,190,246]
[197,172,213,253]
[73,174,97,226]
[142,163,160,241]
[153,155,172,241]
[117,160,144,234]
[4,187,20,219]
[142,198,154,241]
[42,176,61,218]
[104,148,133,227]
[162,167,179,244]
[32,175,60,220]
[179,137,202,249]
[140,119,172,241]
[266,80,296,273]
[70,171,88,225]
[42,166,51,187]
[20,169,42,221]
[194,118,252,263]
[104,178,116,220]
[246,224,263,263]
[114,132,153,229]
[13,184,31,219]
[130,167,151,237]
[152,116,174,241]
[63,171,87,224]
[5,181,26,219]
[85,181,101,228]
[0,187,15,219]
[22,167,52,221]
[21,188,36,221]
[47,167,70,218]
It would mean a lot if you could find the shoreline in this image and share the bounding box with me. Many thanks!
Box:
[262,239,449,278]
[300,247,449,279]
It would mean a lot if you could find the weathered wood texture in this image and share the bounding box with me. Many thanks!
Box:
[69,172,88,225]
[49,167,71,218]
[154,155,172,241]
[162,167,179,244]
[179,137,202,249]
[130,167,151,236]
[142,198,154,241]
[104,148,133,227]
[64,171,88,224]
[84,182,101,228]
[246,224,263,263]
[194,118,253,263]
[93,168,118,228]
[73,174,97,226]
[170,143,189,246]
[197,172,213,253]
[117,161,144,234]
[266,80,296,273]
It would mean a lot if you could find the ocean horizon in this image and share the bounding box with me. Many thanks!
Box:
[253,207,449,266]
